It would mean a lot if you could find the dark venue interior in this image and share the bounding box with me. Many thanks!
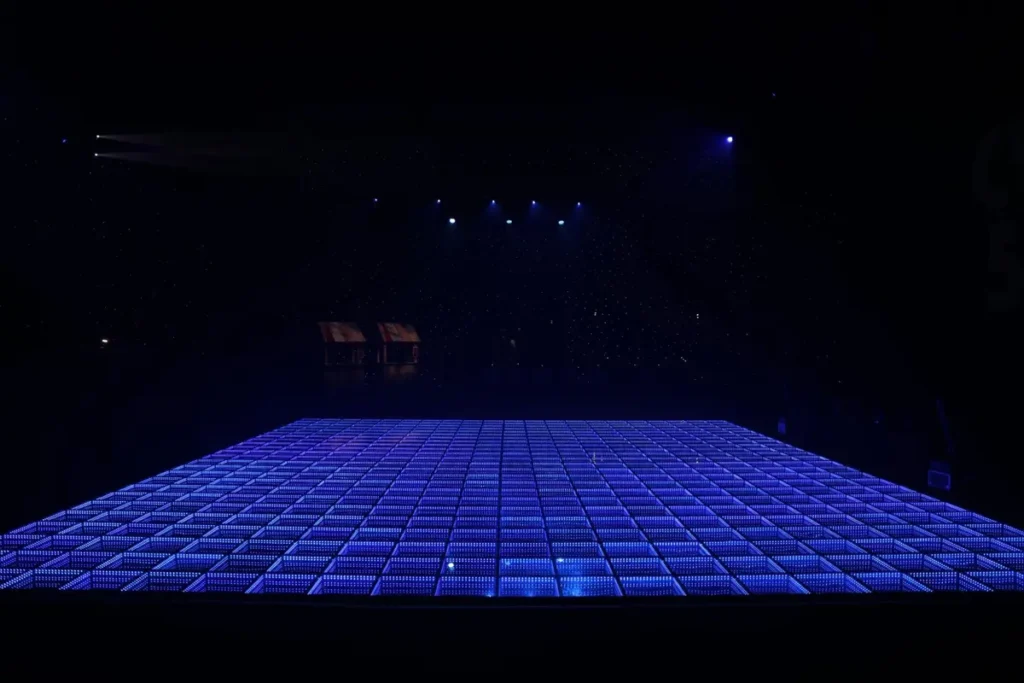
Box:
[3,6,1023,651]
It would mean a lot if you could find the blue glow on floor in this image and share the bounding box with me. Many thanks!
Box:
[3,419,1023,595]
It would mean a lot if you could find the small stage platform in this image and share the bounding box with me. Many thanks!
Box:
[3,419,1023,641]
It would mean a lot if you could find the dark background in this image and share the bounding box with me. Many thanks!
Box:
[2,6,1022,533]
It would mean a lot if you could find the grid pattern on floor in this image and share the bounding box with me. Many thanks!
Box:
[3,419,1024,597]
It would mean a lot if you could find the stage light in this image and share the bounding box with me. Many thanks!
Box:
[558,220,565,225]
[436,199,441,204]
[61,138,67,144]
[101,339,109,344]
[95,135,100,139]
[531,200,536,205]
[491,200,496,205]
[373,198,378,203]
[449,218,456,224]
[93,153,98,157]
[727,136,734,143]
[506,220,512,225]
[576,202,581,207]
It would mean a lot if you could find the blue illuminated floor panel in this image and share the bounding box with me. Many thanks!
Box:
[3,419,1023,597]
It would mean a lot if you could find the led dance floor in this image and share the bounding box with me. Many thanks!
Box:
[3,419,1024,597]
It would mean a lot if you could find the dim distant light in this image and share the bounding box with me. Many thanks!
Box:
[576,202,581,207]
[448,217,456,224]
[436,199,441,204]
[101,338,109,344]
[506,219,512,224]
[558,220,565,225]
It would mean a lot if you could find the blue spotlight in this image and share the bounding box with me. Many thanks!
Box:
[558,220,565,226]
[448,217,456,225]
[506,219,512,225]
[491,199,496,205]
[436,199,441,204]
[576,202,581,207]
[373,198,378,203]
[727,136,734,143]
[531,200,536,205]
